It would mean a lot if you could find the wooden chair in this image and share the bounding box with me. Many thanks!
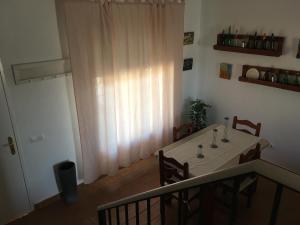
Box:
[221,143,261,209]
[159,150,199,224]
[173,123,193,142]
[232,116,261,137]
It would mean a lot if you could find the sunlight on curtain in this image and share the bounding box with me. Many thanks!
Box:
[63,0,184,183]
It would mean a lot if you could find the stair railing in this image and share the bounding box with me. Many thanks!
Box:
[97,159,300,225]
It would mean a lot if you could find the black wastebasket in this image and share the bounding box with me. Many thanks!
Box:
[57,161,78,204]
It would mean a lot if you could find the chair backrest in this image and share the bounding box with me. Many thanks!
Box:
[232,116,261,137]
[159,150,189,186]
[173,123,193,142]
[239,143,261,164]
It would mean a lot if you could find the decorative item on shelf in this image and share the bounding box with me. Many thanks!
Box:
[210,129,218,149]
[296,40,300,59]
[183,58,193,71]
[218,30,226,45]
[239,65,300,93]
[288,72,298,85]
[246,67,260,80]
[186,99,211,131]
[184,32,194,45]
[242,41,246,48]
[259,70,266,80]
[219,63,233,80]
[227,26,232,46]
[270,33,276,50]
[233,29,239,47]
[253,32,258,49]
[270,69,278,83]
[297,73,300,86]
[221,117,230,143]
[214,29,284,57]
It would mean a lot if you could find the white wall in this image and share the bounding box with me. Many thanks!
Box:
[0,0,202,205]
[198,0,300,173]
[0,0,82,204]
[182,0,203,119]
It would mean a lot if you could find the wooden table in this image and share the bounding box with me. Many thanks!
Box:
[157,124,269,177]
[156,124,269,225]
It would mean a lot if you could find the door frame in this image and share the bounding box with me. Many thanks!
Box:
[0,59,33,212]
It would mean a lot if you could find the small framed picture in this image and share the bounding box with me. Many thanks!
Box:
[183,58,193,71]
[219,63,233,80]
[184,32,194,45]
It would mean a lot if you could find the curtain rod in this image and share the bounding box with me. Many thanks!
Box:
[63,0,185,4]
[82,0,185,4]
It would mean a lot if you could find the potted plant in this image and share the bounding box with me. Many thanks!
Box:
[187,99,211,131]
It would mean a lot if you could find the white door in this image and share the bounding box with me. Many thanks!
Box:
[0,60,31,225]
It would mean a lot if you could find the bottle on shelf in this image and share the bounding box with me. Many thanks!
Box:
[283,70,289,84]
[296,73,300,86]
[234,29,239,47]
[265,34,271,50]
[262,33,267,49]
[253,32,258,49]
[296,40,300,58]
[270,33,276,50]
[247,33,254,48]
[218,30,225,45]
[227,26,232,46]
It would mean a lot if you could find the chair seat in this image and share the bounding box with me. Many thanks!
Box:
[223,176,258,192]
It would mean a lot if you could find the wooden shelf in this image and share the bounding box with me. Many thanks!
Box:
[213,34,284,57]
[213,45,282,57]
[238,77,300,92]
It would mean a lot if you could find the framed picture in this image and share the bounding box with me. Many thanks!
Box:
[183,58,193,71]
[219,63,233,80]
[184,32,194,45]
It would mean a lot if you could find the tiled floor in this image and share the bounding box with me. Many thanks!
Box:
[8,157,300,225]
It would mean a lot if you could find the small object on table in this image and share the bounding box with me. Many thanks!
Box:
[197,145,204,158]
[210,129,218,148]
[222,117,230,143]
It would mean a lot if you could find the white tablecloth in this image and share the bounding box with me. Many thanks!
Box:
[158,124,261,177]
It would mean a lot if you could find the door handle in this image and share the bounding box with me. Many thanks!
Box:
[3,137,16,155]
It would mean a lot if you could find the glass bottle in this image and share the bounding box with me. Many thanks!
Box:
[197,145,204,158]
[254,32,258,49]
[220,30,226,45]
[283,70,289,84]
[270,33,275,50]
[296,73,300,86]
[222,117,230,143]
[227,26,232,46]
[297,40,300,58]
[234,29,239,47]
[262,33,267,49]
[211,129,218,148]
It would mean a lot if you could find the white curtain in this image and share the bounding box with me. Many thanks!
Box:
[63,0,184,183]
